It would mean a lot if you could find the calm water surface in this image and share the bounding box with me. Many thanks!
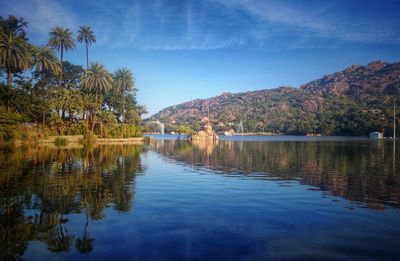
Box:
[1,136,399,260]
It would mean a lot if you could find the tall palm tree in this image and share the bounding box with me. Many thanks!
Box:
[48,27,75,86]
[33,45,60,84]
[77,26,96,69]
[114,68,135,136]
[33,45,60,132]
[81,63,113,133]
[0,32,31,109]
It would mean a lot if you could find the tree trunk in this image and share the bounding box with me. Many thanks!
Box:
[60,47,64,86]
[42,113,46,137]
[121,91,125,138]
[41,71,46,137]
[7,65,12,111]
[91,116,96,133]
[86,43,89,70]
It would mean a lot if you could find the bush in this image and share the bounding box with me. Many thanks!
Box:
[0,124,18,141]
[18,124,39,142]
[122,125,143,138]
[54,137,69,146]
[83,131,98,143]
[0,108,21,141]
[96,112,119,138]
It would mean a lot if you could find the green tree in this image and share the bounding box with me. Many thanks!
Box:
[173,124,195,139]
[81,63,113,132]
[114,68,135,137]
[81,63,113,100]
[33,45,60,83]
[48,27,75,85]
[136,104,148,117]
[0,15,28,39]
[0,30,31,109]
[77,25,96,69]
[32,45,60,132]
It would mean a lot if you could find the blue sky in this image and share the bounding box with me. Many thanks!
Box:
[2,0,400,116]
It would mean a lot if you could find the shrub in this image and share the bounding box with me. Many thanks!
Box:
[0,108,21,141]
[17,124,39,142]
[54,137,69,147]
[123,125,143,138]
[83,131,98,143]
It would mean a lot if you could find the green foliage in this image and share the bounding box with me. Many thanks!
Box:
[81,63,113,96]
[123,125,143,138]
[172,125,195,135]
[0,17,145,141]
[54,137,68,146]
[83,132,98,143]
[0,108,21,140]
[48,113,65,135]
[97,111,119,138]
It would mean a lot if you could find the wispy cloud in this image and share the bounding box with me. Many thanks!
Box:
[213,0,400,47]
[2,0,400,50]
[1,0,78,44]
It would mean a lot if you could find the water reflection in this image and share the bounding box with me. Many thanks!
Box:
[151,139,400,209]
[0,144,144,259]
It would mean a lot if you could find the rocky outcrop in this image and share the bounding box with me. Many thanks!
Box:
[190,123,218,141]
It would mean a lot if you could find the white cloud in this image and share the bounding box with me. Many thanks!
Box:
[1,0,78,44]
[2,0,399,50]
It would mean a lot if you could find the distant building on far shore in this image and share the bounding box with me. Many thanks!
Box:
[369,132,383,139]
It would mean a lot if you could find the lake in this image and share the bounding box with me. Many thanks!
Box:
[1,136,399,260]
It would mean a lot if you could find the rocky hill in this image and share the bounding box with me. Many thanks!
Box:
[149,61,400,136]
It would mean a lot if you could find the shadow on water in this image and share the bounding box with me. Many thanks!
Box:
[151,139,400,209]
[0,144,144,260]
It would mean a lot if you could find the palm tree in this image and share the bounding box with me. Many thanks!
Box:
[114,68,135,137]
[81,63,113,133]
[0,32,31,109]
[33,45,60,84]
[77,26,96,69]
[0,15,28,39]
[48,27,75,86]
[33,45,60,132]
[81,63,113,99]
[136,104,148,116]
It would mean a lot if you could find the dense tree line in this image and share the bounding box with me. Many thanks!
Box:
[0,15,147,141]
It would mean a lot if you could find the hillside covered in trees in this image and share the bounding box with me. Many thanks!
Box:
[0,15,147,142]
[149,61,400,136]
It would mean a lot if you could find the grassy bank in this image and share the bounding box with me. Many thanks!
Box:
[38,135,145,144]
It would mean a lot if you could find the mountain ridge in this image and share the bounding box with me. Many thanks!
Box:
[149,60,400,136]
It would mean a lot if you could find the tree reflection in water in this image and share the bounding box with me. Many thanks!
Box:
[152,139,400,209]
[0,144,144,259]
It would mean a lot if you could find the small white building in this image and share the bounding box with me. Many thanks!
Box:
[369,132,383,139]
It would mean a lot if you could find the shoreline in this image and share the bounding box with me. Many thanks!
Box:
[1,135,147,146]
[38,135,146,144]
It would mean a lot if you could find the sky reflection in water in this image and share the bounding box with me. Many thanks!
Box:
[0,138,399,260]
